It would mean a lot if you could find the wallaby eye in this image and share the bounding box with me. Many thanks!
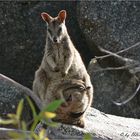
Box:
[48,28,52,35]
[57,27,62,35]
[59,27,62,32]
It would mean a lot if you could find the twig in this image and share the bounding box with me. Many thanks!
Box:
[113,82,140,106]
[94,64,140,73]
[94,65,133,72]
[116,42,140,54]
[95,42,140,60]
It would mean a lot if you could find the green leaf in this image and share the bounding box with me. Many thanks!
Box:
[26,96,37,118]
[44,112,56,119]
[30,117,40,132]
[43,100,63,112]
[30,113,43,131]
[30,100,63,131]
[31,132,39,140]
[83,133,92,140]
[45,121,58,127]
[0,119,17,125]
[16,99,24,120]
[21,121,27,131]
[8,132,25,139]
[39,129,46,139]
[7,113,17,119]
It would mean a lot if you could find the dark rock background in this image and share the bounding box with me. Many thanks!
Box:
[0,74,40,128]
[77,1,140,118]
[77,1,140,61]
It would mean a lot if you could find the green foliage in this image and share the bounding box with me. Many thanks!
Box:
[0,118,17,125]
[26,96,37,118]
[0,97,91,139]
[8,131,27,139]
[83,133,92,140]
[43,100,63,112]
[30,99,63,131]
[31,129,49,140]
[16,99,24,120]
[0,99,24,128]
[0,97,63,140]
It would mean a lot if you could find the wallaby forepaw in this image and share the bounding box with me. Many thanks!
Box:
[53,66,60,72]
[61,71,68,77]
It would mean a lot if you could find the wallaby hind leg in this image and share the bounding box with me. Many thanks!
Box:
[33,68,48,101]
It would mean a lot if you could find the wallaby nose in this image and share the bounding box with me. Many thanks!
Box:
[53,37,58,43]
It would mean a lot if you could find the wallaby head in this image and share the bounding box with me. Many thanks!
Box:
[41,10,67,44]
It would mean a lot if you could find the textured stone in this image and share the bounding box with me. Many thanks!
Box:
[77,1,140,117]
[35,108,140,140]
[77,1,140,60]
[0,74,41,128]
[88,58,140,118]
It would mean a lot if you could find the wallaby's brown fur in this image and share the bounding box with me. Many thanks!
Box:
[33,10,93,127]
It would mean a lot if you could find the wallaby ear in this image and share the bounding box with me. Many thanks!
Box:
[58,10,67,23]
[41,12,52,23]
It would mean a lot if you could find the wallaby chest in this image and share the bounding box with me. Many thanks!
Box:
[53,44,65,68]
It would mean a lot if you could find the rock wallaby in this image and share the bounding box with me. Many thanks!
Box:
[33,10,93,127]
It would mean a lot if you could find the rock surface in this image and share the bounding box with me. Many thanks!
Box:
[35,108,140,140]
[88,49,140,118]
[88,59,140,118]
[78,1,140,117]
[0,74,140,140]
[2,108,140,140]
[0,74,41,128]
[77,1,140,60]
